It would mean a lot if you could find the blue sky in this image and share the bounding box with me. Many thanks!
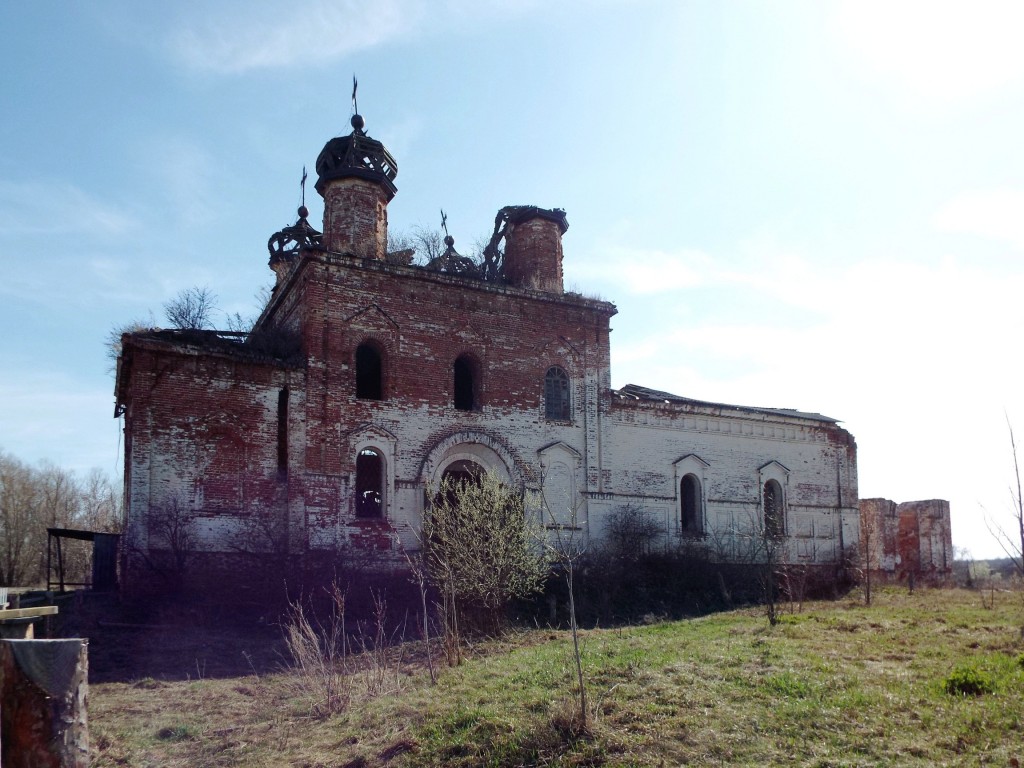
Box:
[3,1,1023,558]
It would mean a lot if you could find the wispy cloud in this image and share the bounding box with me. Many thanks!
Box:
[0,180,137,237]
[932,187,1024,251]
[602,231,1024,410]
[160,0,564,74]
[168,0,424,74]
[140,136,221,229]
[572,245,712,295]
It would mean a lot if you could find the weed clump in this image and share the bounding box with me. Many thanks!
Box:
[944,665,995,697]
[156,725,194,741]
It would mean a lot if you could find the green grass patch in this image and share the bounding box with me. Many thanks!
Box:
[91,587,1024,767]
[944,664,995,697]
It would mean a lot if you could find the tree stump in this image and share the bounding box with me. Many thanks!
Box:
[0,639,89,768]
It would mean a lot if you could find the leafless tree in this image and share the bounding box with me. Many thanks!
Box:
[708,509,785,625]
[0,451,42,586]
[78,469,124,532]
[139,494,197,587]
[0,452,122,586]
[223,283,276,333]
[389,225,505,281]
[534,476,591,733]
[163,285,218,330]
[985,419,1024,578]
[388,226,445,266]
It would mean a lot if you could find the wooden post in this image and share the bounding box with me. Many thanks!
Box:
[0,639,89,767]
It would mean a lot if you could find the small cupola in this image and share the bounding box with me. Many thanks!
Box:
[267,204,322,285]
[315,111,398,260]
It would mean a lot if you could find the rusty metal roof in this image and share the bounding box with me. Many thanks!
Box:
[612,383,840,424]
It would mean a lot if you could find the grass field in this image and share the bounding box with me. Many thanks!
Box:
[91,587,1024,767]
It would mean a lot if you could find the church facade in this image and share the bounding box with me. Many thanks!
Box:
[114,113,860,595]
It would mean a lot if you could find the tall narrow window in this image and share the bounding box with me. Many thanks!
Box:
[277,388,289,474]
[544,366,570,421]
[680,474,701,534]
[453,354,476,411]
[355,448,384,518]
[764,479,784,537]
[356,342,383,400]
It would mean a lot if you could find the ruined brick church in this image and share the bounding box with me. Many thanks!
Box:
[114,112,861,594]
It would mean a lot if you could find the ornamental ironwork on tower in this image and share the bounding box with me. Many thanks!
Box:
[314,113,398,200]
[267,205,322,282]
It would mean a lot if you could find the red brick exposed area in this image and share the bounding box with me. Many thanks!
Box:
[859,498,952,584]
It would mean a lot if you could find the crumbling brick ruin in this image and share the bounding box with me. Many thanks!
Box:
[859,498,953,585]
[114,109,862,600]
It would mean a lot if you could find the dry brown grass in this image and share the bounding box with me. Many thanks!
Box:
[91,586,1024,767]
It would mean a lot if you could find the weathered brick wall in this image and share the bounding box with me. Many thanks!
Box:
[260,251,615,557]
[859,497,899,575]
[859,497,952,583]
[119,337,304,594]
[504,217,564,293]
[597,400,859,564]
[321,178,389,259]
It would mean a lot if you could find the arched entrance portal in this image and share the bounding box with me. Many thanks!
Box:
[442,459,484,488]
[437,459,485,507]
[421,433,520,490]
[417,432,525,529]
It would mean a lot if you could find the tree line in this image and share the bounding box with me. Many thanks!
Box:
[0,449,122,587]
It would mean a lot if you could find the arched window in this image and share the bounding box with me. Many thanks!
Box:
[544,366,570,421]
[453,354,477,411]
[355,342,383,400]
[763,479,784,537]
[355,448,384,518]
[680,474,702,534]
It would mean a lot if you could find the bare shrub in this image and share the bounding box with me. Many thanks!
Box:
[245,320,303,364]
[283,583,350,717]
[603,504,661,561]
[140,495,196,589]
[709,509,786,626]
[421,470,548,653]
[352,590,407,697]
[402,547,437,683]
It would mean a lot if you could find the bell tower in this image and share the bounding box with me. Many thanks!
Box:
[314,111,398,260]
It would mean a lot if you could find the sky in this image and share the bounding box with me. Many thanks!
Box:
[2,1,1024,559]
